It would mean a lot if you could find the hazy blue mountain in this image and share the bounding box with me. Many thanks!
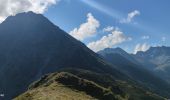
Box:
[134,46,170,83]
[98,48,170,98]
[98,48,137,64]
[0,12,125,100]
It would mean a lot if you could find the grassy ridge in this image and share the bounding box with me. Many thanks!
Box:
[14,82,96,100]
[14,70,166,100]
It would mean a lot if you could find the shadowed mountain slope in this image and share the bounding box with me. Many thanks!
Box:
[0,12,125,100]
[133,46,170,83]
[98,48,170,98]
[0,12,169,100]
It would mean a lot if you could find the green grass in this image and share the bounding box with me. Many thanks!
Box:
[14,70,167,100]
[14,82,96,100]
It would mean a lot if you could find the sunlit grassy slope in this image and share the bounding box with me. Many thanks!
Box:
[15,82,96,100]
[14,70,166,100]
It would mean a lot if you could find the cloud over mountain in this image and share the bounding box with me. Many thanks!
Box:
[69,13,100,41]
[134,43,150,54]
[0,0,60,22]
[87,28,131,52]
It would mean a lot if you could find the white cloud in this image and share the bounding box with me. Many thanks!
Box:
[69,13,100,41]
[162,37,166,42]
[102,26,120,33]
[87,28,131,52]
[142,35,150,39]
[120,10,140,23]
[0,0,60,22]
[134,43,150,54]
[103,26,114,32]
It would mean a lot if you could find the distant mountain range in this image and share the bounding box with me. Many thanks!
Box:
[133,46,170,83]
[0,12,169,100]
[98,47,170,84]
[98,47,170,97]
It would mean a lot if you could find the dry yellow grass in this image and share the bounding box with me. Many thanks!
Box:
[14,82,97,100]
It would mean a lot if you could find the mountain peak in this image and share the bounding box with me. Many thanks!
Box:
[136,46,170,56]
[114,47,124,51]
[150,46,170,50]
[0,12,126,99]
[3,11,40,22]
[16,11,37,15]
[99,47,125,53]
[0,11,61,38]
[1,11,52,26]
[98,47,128,57]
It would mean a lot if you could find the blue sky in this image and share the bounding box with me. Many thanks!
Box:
[43,0,170,53]
[1,0,169,53]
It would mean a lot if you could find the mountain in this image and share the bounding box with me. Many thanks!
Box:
[134,46,170,83]
[0,12,126,99]
[0,12,169,100]
[98,48,170,98]
[14,71,165,100]
[98,48,137,64]
[15,72,122,100]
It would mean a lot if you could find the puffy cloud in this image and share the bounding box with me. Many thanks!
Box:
[102,26,120,33]
[69,13,100,41]
[134,43,150,54]
[87,28,131,52]
[0,0,60,22]
[142,35,150,39]
[103,26,114,32]
[120,10,140,23]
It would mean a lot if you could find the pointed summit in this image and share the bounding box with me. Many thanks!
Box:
[0,12,124,99]
[98,47,126,55]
